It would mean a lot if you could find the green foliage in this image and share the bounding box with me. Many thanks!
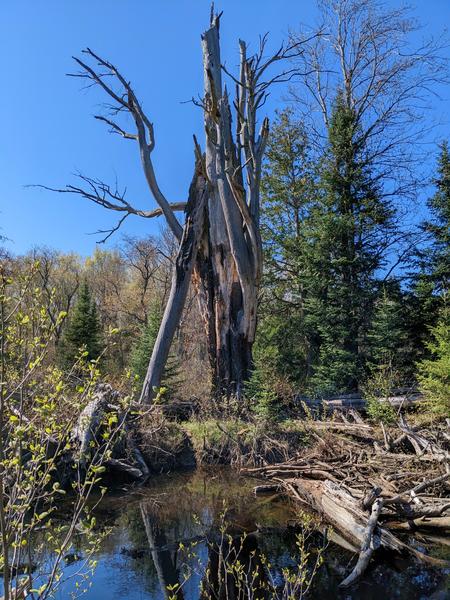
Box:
[421,141,450,297]
[363,364,398,424]
[258,108,317,392]
[260,97,398,397]
[0,263,124,599]
[367,284,413,381]
[417,301,450,417]
[408,142,450,364]
[130,301,163,381]
[60,280,102,368]
[176,507,326,599]
[246,362,282,422]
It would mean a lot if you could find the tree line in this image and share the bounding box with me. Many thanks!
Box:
[3,0,450,415]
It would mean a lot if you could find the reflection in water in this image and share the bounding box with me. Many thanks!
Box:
[45,469,448,599]
[140,502,185,599]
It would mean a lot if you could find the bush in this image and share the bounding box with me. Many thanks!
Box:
[417,302,450,417]
[362,363,398,424]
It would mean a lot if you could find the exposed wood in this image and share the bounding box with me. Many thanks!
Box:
[62,11,308,399]
[140,165,207,404]
[242,415,450,587]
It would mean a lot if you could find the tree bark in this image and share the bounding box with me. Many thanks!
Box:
[194,14,264,400]
[140,165,207,403]
[65,11,299,402]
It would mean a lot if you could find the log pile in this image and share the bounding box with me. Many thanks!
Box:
[243,413,450,587]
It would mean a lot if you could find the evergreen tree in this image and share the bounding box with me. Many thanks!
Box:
[307,94,395,395]
[417,300,450,417]
[367,285,407,369]
[60,281,101,367]
[130,302,163,381]
[259,96,399,397]
[424,141,450,296]
[257,108,317,392]
[408,142,450,365]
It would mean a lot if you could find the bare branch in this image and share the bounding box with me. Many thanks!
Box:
[69,48,183,240]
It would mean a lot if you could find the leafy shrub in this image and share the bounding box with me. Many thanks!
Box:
[417,302,450,417]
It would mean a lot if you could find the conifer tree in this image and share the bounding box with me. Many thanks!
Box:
[307,94,395,395]
[259,96,399,397]
[60,281,101,367]
[365,282,418,388]
[417,299,450,417]
[424,142,450,296]
[257,108,317,392]
[409,142,450,363]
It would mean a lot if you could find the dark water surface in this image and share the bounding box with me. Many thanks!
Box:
[44,469,449,599]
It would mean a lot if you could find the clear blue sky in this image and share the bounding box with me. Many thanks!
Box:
[1,0,449,256]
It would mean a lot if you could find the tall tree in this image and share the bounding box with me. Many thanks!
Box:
[257,108,317,391]
[416,142,450,298]
[290,0,448,263]
[60,281,101,367]
[260,97,396,395]
[408,142,450,362]
[283,0,448,394]
[307,94,396,394]
[43,12,311,401]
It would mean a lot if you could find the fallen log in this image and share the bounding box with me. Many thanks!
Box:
[71,383,150,482]
[387,516,450,531]
[242,414,450,588]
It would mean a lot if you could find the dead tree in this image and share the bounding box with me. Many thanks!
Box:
[42,12,312,401]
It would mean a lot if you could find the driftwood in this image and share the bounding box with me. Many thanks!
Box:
[71,383,150,482]
[300,390,424,413]
[243,415,450,587]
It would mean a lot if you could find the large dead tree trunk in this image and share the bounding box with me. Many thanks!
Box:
[193,14,291,399]
[139,164,207,403]
[51,12,306,402]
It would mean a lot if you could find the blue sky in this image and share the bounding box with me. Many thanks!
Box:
[1,0,449,256]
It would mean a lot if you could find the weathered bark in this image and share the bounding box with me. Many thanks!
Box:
[140,166,207,403]
[194,14,266,399]
[64,13,302,401]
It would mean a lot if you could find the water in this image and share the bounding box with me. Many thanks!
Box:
[21,470,450,598]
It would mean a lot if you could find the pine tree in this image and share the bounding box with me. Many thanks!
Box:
[60,281,101,367]
[257,108,317,392]
[367,285,410,374]
[409,142,450,365]
[130,302,162,381]
[425,142,450,296]
[259,98,399,397]
[307,94,395,395]
[417,300,450,417]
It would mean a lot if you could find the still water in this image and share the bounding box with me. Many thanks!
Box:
[45,469,449,599]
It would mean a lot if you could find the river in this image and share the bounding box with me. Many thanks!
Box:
[25,469,450,599]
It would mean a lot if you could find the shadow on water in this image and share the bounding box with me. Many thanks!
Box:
[38,469,449,599]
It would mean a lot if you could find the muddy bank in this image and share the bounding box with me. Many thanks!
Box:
[134,417,310,474]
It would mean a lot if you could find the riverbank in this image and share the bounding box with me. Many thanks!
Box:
[134,414,311,474]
